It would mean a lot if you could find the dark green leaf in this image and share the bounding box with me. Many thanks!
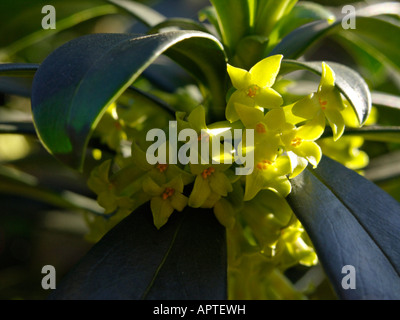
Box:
[269,15,400,74]
[48,204,227,300]
[280,59,371,126]
[0,122,36,135]
[148,18,210,34]
[107,0,165,27]
[340,17,400,73]
[268,19,332,58]
[336,126,400,144]
[0,63,38,96]
[126,86,176,116]
[365,151,400,183]
[372,92,400,110]
[287,156,400,299]
[31,31,226,170]
[333,33,387,87]
[0,63,38,77]
[267,1,335,51]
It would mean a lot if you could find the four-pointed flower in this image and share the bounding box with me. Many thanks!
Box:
[292,62,347,141]
[143,176,188,229]
[226,55,284,122]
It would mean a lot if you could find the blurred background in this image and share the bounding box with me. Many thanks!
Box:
[0,0,399,299]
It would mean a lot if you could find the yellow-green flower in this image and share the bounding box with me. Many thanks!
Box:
[87,159,139,215]
[226,55,284,122]
[292,62,347,141]
[235,104,322,177]
[131,141,194,186]
[143,176,188,229]
[188,163,233,208]
[244,155,292,201]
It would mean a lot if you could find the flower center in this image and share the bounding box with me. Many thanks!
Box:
[256,160,272,171]
[291,137,303,147]
[319,97,328,110]
[198,132,210,142]
[246,85,259,98]
[202,167,215,179]
[157,164,168,173]
[256,123,266,134]
[114,121,122,130]
[162,187,175,200]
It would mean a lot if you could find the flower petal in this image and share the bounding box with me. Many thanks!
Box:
[227,64,252,90]
[249,55,283,88]
[226,90,254,122]
[293,141,322,168]
[235,103,264,128]
[166,165,194,186]
[287,152,308,179]
[263,108,286,132]
[142,176,163,196]
[296,111,326,141]
[319,62,336,91]
[131,142,154,171]
[244,169,268,201]
[273,155,292,176]
[150,196,174,229]
[292,94,320,120]
[170,192,188,211]
[323,88,346,112]
[166,176,185,193]
[254,87,283,109]
[210,171,233,196]
[254,132,280,162]
[325,107,345,141]
[188,175,211,208]
[188,105,207,132]
[213,198,236,228]
[266,176,291,197]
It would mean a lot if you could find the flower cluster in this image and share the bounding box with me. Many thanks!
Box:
[85,55,364,297]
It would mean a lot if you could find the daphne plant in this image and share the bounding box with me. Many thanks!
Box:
[1,0,400,300]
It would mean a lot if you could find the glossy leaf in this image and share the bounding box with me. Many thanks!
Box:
[48,204,227,300]
[372,92,400,111]
[0,63,38,96]
[280,59,371,126]
[0,63,38,77]
[107,0,165,27]
[268,19,332,58]
[31,31,226,170]
[148,18,210,34]
[269,15,400,74]
[287,156,400,299]
[336,126,400,144]
[342,17,400,73]
[0,122,36,135]
[267,1,335,51]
